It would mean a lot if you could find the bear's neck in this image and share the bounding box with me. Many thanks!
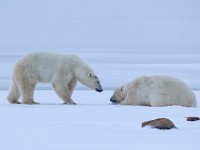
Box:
[73,63,89,85]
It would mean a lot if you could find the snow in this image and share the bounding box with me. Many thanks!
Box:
[0,0,200,149]
[0,90,200,150]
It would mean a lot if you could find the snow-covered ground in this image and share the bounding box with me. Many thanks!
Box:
[0,90,200,150]
[1,0,200,150]
[0,51,199,150]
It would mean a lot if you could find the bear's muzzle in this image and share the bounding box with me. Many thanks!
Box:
[110,97,117,103]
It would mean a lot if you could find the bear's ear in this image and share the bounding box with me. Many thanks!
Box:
[88,72,93,78]
[120,86,124,93]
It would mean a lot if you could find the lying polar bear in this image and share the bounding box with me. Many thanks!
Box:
[7,52,103,104]
[110,75,197,107]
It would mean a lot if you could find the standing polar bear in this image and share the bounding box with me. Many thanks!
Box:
[7,52,103,104]
[110,76,197,107]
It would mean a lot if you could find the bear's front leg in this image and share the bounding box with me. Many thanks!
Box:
[23,100,40,105]
[52,82,76,105]
[63,98,76,105]
[119,100,129,105]
[119,97,134,105]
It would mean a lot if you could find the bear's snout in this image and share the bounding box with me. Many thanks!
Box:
[95,83,103,92]
[96,88,103,92]
[110,97,117,103]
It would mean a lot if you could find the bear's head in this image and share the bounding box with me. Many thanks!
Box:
[110,86,126,103]
[81,71,103,92]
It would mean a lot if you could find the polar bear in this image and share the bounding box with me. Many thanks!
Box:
[110,75,197,107]
[7,52,103,104]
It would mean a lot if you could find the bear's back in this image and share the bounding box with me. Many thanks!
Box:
[150,75,197,107]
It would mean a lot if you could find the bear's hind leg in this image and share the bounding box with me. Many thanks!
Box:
[7,79,21,104]
[52,82,76,104]
[17,80,38,104]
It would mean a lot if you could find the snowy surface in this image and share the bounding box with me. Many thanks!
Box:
[0,0,200,150]
[0,90,200,150]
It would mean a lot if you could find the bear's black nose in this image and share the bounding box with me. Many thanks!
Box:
[110,98,116,103]
[96,88,103,92]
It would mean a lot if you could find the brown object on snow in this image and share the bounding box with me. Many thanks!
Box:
[142,118,177,129]
[186,116,200,121]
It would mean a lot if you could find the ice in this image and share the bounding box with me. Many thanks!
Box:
[0,90,200,150]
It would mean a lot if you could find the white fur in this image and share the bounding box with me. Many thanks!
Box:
[7,52,103,104]
[110,76,197,107]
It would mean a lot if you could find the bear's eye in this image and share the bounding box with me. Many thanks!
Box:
[120,88,123,92]
[97,81,100,84]
[88,72,93,77]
